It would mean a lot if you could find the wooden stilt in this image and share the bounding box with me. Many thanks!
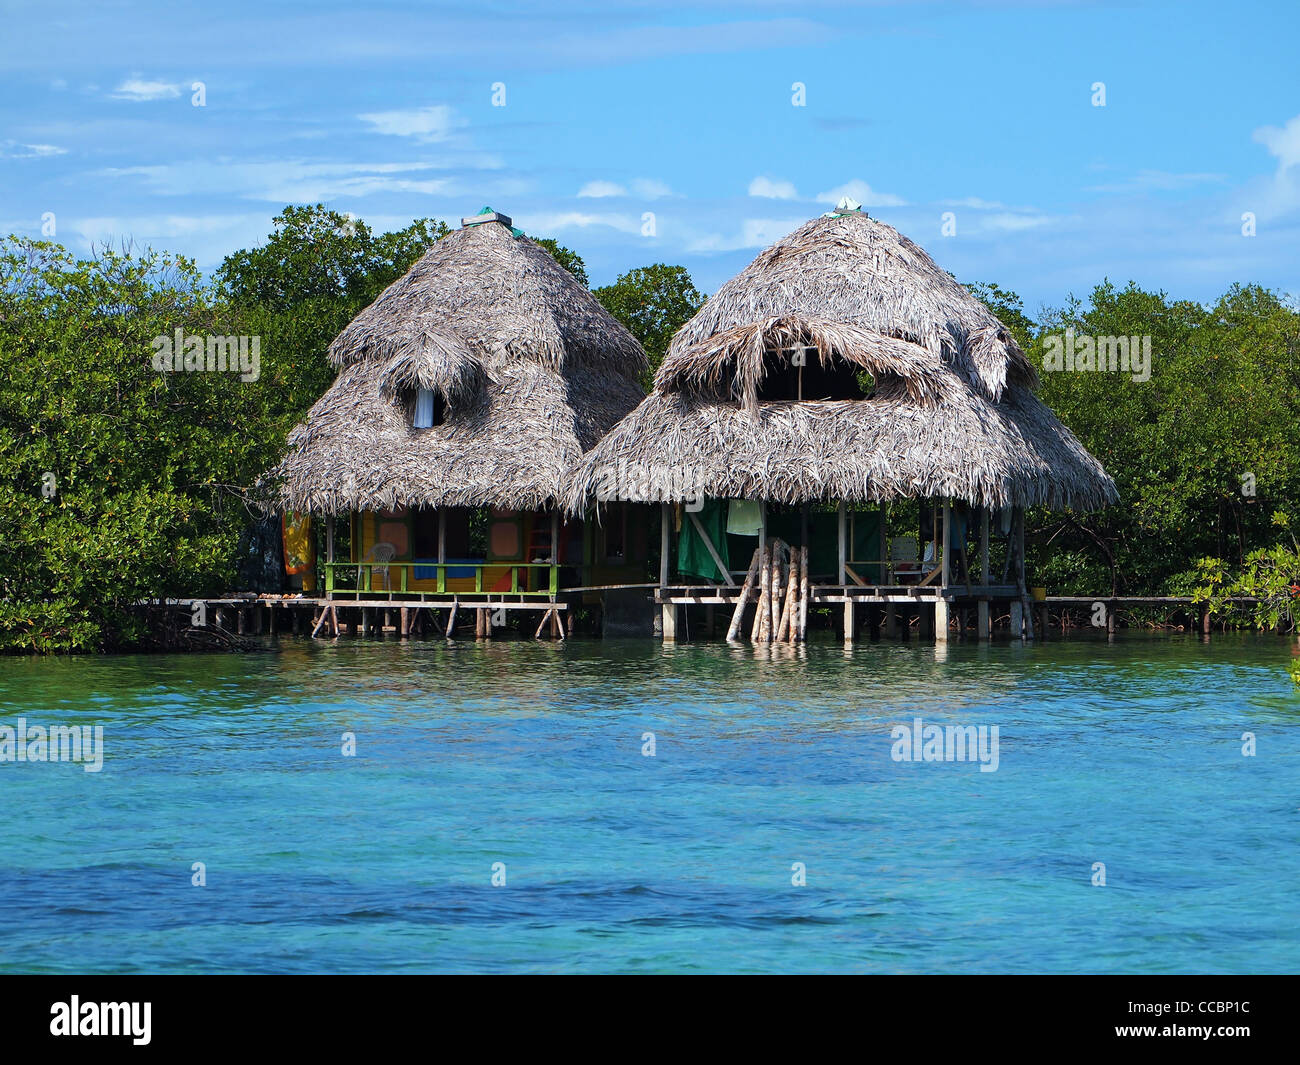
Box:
[726,548,761,642]
[662,602,679,642]
[769,545,782,642]
[843,599,856,644]
[752,544,771,643]
[934,597,950,641]
[978,599,990,640]
[399,607,410,640]
[776,555,799,642]
[797,546,809,642]
[446,600,458,639]
[310,607,330,639]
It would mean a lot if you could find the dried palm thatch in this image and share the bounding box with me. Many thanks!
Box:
[565,210,1117,513]
[275,216,647,514]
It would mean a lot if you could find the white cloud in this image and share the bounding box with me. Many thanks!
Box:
[70,212,274,265]
[1253,113,1300,171]
[577,180,626,198]
[359,104,460,143]
[100,160,468,202]
[631,178,672,199]
[688,217,803,253]
[517,211,643,235]
[577,178,671,199]
[979,212,1052,233]
[815,179,906,207]
[111,77,183,101]
[941,196,1009,210]
[0,140,68,158]
[1086,170,1226,194]
[748,176,798,199]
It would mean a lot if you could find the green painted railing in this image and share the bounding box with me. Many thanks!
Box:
[324,561,558,599]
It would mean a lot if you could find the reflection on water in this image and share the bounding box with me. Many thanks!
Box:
[1,633,1297,973]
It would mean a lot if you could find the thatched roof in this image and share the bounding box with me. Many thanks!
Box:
[565,210,1117,513]
[276,213,647,514]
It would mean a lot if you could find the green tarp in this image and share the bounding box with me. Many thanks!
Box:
[677,501,885,582]
[676,498,731,580]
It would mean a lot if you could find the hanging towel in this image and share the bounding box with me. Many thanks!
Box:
[726,498,763,536]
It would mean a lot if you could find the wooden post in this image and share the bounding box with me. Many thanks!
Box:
[764,546,774,644]
[758,500,767,559]
[268,603,278,636]
[1016,507,1031,641]
[979,505,990,587]
[941,499,951,588]
[1010,599,1023,640]
[399,607,409,640]
[446,599,458,639]
[776,555,799,642]
[879,503,889,584]
[797,546,809,642]
[935,499,951,642]
[843,599,855,644]
[977,599,990,640]
[752,544,770,642]
[660,503,670,589]
[837,502,847,586]
[662,601,678,642]
[726,548,761,642]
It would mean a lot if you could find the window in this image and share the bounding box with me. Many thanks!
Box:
[412,387,445,428]
[756,349,873,402]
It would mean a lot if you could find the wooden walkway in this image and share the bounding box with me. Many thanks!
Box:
[139,594,570,640]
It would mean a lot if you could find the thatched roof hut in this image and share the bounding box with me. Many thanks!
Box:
[565,208,1117,513]
[276,210,647,515]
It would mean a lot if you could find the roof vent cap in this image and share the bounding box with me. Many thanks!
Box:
[462,207,513,228]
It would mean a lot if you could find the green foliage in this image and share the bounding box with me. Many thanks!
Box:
[0,238,269,650]
[593,264,705,382]
[1179,544,1300,632]
[969,280,1300,597]
[216,205,448,310]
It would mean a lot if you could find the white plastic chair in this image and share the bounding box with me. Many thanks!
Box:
[365,542,397,591]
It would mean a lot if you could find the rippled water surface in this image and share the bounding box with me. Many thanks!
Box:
[1,633,1297,973]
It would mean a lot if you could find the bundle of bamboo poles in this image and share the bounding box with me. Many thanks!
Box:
[726,540,809,644]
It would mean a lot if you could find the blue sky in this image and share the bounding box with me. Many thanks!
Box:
[2,0,1297,312]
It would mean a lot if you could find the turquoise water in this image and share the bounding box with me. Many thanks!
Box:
[1,634,1297,974]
